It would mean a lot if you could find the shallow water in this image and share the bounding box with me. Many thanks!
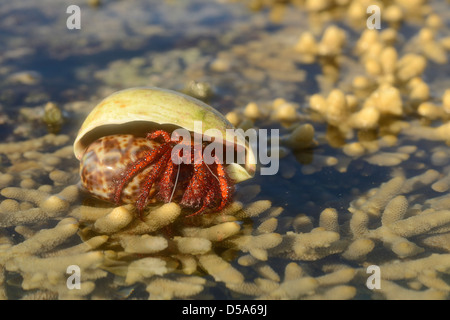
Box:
[1,0,450,300]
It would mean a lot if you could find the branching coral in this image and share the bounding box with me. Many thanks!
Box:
[125,257,169,285]
[146,276,206,300]
[198,253,245,285]
[343,173,450,262]
[2,125,450,301]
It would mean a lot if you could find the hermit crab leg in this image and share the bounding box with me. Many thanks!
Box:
[202,156,233,211]
[112,144,170,204]
[214,158,233,212]
[157,131,189,204]
[179,143,209,206]
[180,162,209,208]
[157,157,176,203]
[135,148,172,216]
[146,130,172,144]
[185,186,216,218]
[113,130,173,204]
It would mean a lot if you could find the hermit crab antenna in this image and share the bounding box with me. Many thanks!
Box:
[169,164,181,204]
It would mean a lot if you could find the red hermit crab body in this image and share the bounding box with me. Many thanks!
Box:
[80,130,232,218]
[74,87,256,218]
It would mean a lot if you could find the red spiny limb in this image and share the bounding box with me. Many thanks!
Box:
[180,146,207,207]
[135,148,172,216]
[214,159,233,211]
[185,187,216,217]
[113,144,170,204]
[146,130,172,143]
[157,157,176,203]
[180,162,209,208]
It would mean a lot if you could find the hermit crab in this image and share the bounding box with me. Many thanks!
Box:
[74,87,256,218]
